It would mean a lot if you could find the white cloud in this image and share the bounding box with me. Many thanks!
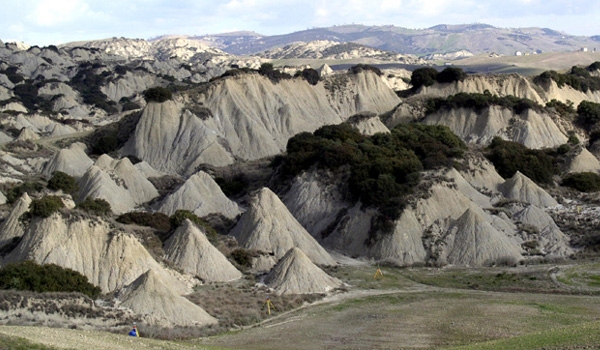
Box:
[28,0,92,26]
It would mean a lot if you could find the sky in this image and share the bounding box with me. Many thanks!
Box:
[1,0,599,46]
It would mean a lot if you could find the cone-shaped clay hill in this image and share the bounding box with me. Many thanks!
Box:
[118,269,218,326]
[0,192,32,248]
[498,171,558,208]
[230,188,336,266]
[567,148,600,174]
[445,209,523,266]
[78,155,159,214]
[157,171,242,219]
[42,142,93,178]
[164,219,242,282]
[264,247,343,295]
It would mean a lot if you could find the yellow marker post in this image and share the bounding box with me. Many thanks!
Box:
[374,267,384,279]
[263,297,276,315]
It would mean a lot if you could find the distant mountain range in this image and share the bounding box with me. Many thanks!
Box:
[186,24,600,56]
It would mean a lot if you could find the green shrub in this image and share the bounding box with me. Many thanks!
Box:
[546,99,575,117]
[0,261,101,298]
[47,171,78,194]
[170,210,219,244]
[301,68,320,85]
[436,67,467,83]
[143,86,172,103]
[70,62,117,113]
[6,182,44,203]
[486,137,555,184]
[425,92,543,115]
[76,197,112,216]
[29,196,64,218]
[533,66,600,93]
[410,67,439,89]
[577,100,600,126]
[258,63,292,83]
[280,123,465,225]
[230,248,253,268]
[562,172,600,192]
[348,64,383,76]
[215,174,249,197]
[116,212,171,232]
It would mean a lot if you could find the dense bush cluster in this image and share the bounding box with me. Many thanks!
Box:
[143,86,172,103]
[76,197,112,216]
[533,63,600,93]
[485,137,555,184]
[70,62,117,113]
[280,123,466,224]
[546,99,575,117]
[87,111,142,155]
[576,100,600,127]
[300,68,320,85]
[29,196,65,218]
[348,64,383,76]
[47,171,78,195]
[6,182,44,203]
[215,174,249,197]
[0,261,101,298]
[116,212,171,232]
[561,172,600,192]
[410,67,467,89]
[258,63,292,83]
[425,92,543,114]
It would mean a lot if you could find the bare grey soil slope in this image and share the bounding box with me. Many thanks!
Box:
[264,247,343,295]
[117,270,218,326]
[157,171,242,219]
[444,209,523,266]
[230,188,336,266]
[124,70,400,174]
[2,213,189,294]
[164,219,242,282]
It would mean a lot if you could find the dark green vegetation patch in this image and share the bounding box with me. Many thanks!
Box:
[425,92,543,114]
[485,137,555,184]
[76,197,112,216]
[562,172,600,192]
[143,86,172,103]
[534,62,600,93]
[29,196,65,218]
[0,261,101,298]
[47,171,78,195]
[279,123,466,230]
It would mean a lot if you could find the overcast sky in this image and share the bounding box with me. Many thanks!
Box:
[2,0,599,46]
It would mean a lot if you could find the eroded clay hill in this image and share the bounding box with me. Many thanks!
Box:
[123,70,401,174]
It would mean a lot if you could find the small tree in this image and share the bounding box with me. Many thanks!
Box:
[76,197,112,216]
[29,196,65,218]
[47,171,78,195]
[410,67,439,89]
[143,87,172,103]
[436,67,467,83]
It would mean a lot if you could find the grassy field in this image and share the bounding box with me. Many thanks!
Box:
[4,263,600,349]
